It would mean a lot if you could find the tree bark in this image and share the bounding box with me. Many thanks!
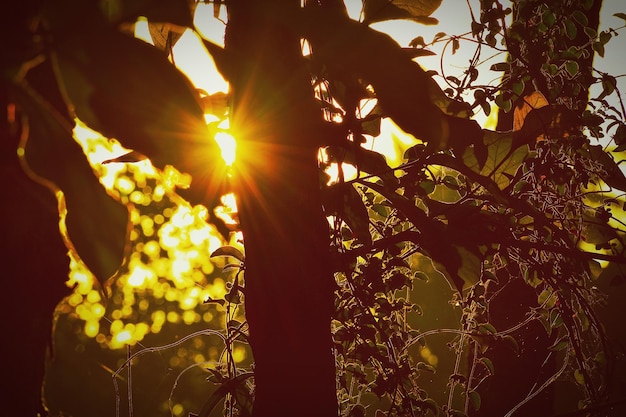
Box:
[224,1,338,416]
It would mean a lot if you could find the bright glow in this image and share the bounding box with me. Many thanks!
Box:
[134,18,153,45]
[193,3,226,48]
[215,132,237,166]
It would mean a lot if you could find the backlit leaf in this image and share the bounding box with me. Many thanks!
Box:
[15,84,130,285]
[462,131,528,190]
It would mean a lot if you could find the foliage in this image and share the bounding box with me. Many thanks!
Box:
[4,0,626,416]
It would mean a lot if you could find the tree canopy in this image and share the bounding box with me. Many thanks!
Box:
[3,0,626,416]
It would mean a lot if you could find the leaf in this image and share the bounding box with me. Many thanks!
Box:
[15,84,130,285]
[196,372,254,417]
[462,131,528,190]
[613,123,626,152]
[580,210,618,245]
[148,22,185,51]
[210,245,245,262]
[490,62,510,72]
[468,390,481,411]
[53,27,226,209]
[430,244,481,292]
[201,91,230,119]
[363,0,442,25]
[514,91,549,132]
[479,357,494,375]
[587,145,626,191]
[548,337,569,352]
[515,105,580,144]
[565,60,579,77]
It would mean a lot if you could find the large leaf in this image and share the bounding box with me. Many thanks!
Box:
[363,0,442,25]
[52,27,227,208]
[462,131,528,190]
[14,83,130,285]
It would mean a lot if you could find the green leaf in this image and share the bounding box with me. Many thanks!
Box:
[501,335,519,354]
[363,0,442,25]
[548,338,569,352]
[462,131,528,190]
[565,60,579,77]
[479,357,494,375]
[478,323,496,334]
[564,18,577,39]
[53,27,226,208]
[572,10,589,26]
[15,84,130,285]
[574,369,585,386]
[468,390,481,411]
[210,245,245,262]
[580,210,618,245]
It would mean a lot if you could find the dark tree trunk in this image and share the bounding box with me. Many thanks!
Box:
[224,1,338,416]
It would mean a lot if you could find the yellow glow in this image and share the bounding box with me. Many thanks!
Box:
[85,320,100,338]
[127,264,156,288]
[114,330,132,345]
[420,346,439,367]
[215,132,237,166]
[232,345,247,363]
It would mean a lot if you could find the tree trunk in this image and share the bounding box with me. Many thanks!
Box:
[224,1,338,416]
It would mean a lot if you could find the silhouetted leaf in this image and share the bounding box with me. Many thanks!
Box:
[15,84,130,285]
[53,27,226,209]
[196,372,254,417]
[210,245,245,262]
[587,145,626,191]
